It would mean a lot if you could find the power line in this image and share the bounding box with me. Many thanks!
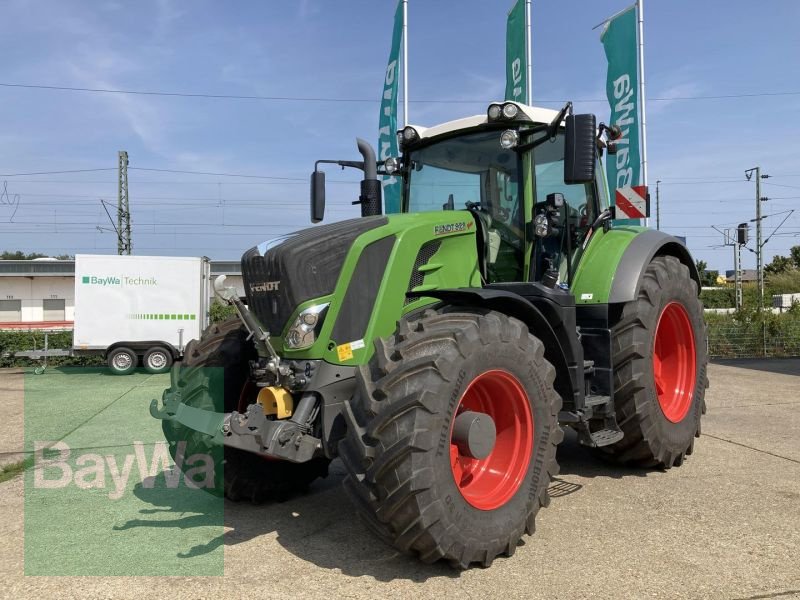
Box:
[129,167,306,180]
[3,81,800,104]
[0,168,116,177]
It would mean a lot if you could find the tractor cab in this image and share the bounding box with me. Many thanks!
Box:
[396,102,606,290]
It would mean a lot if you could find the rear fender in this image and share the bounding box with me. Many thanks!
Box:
[571,227,700,305]
[609,230,701,304]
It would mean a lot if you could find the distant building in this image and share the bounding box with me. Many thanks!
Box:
[0,258,243,329]
[724,269,758,283]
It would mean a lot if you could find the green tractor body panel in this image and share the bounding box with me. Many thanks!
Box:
[570,225,646,305]
[263,210,481,366]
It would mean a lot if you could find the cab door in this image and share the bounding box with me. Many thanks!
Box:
[527,134,602,286]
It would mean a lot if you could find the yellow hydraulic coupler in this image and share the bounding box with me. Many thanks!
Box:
[257,386,294,419]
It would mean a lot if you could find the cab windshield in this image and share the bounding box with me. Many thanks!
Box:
[405,130,522,233]
[404,129,524,281]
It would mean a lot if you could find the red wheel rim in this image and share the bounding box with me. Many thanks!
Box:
[653,302,696,423]
[449,370,533,510]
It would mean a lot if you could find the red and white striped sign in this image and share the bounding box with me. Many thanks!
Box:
[614,185,649,219]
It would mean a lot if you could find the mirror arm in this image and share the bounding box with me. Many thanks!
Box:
[515,133,557,154]
[547,101,573,138]
[315,159,365,172]
[514,103,573,154]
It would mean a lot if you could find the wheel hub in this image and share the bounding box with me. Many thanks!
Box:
[653,302,697,423]
[452,411,496,460]
[449,369,533,511]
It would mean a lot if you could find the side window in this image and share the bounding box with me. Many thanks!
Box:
[406,164,481,212]
[532,134,597,284]
[533,136,595,219]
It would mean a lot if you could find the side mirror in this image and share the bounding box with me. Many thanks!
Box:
[564,114,596,184]
[310,171,325,223]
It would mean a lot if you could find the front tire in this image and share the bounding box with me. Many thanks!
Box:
[339,308,562,568]
[602,255,708,467]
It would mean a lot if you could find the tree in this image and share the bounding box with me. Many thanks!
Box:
[695,259,718,287]
[765,254,793,275]
[1,250,47,260]
[0,250,72,260]
[790,245,800,270]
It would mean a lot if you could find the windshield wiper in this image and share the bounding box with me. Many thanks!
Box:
[514,101,573,154]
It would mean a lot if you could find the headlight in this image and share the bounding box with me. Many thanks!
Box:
[402,126,418,142]
[285,303,329,349]
[384,157,400,174]
[487,103,503,120]
[534,213,551,238]
[502,103,519,119]
[500,129,519,149]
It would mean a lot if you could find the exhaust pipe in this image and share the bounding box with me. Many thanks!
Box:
[356,138,382,217]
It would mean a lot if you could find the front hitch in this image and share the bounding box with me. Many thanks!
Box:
[150,389,322,463]
[150,389,226,442]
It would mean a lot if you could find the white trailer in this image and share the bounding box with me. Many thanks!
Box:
[73,254,211,374]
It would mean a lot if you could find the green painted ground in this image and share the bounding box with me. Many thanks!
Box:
[23,368,224,576]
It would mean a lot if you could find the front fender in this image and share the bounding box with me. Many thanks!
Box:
[407,287,577,409]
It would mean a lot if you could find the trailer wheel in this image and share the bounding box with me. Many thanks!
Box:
[601,255,708,468]
[162,317,329,500]
[107,347,137,375]
[339,308,562,568]
[143,346,173,374]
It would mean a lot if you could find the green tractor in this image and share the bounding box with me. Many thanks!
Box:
[152,100,707,568]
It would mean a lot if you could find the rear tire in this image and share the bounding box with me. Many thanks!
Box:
[339,308,562,568]
[107,347,137,375]
[162,317,330,500]
[601,256,708,468]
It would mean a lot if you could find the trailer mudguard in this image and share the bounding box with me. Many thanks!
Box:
[407,287,577,410]
[571,227,701,305]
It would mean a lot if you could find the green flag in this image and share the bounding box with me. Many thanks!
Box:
[601,5,640,197]
[505,0,526,103]
[379,0,403,214]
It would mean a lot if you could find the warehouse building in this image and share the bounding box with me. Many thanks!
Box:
[0,258,243,329]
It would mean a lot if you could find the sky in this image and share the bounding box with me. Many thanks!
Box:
[0,0,799,273]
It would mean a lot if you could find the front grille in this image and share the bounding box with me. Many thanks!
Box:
[405,240,441,305]
[241,216,389,335]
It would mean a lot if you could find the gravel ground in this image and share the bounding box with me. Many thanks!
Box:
[0,360,798,599]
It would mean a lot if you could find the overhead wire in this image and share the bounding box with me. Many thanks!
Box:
[3,81,800,104]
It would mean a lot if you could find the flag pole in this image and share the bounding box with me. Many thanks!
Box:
[402,0,409,126]
[637,0,649,225]
[525,0,532,104]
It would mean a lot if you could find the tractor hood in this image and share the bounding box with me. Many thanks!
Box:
[242,211,482,364]
[241,216,388,335]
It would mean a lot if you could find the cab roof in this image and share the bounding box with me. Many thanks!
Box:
[405,102,561,142]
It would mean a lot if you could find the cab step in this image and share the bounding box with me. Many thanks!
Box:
[582,428,624,447]
[584,394,610,408]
